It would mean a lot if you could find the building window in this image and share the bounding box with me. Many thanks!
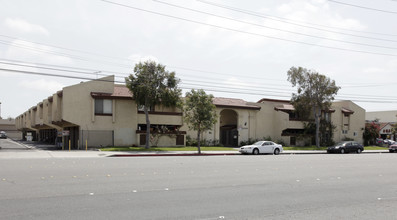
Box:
[95,99,112,115]
[342,130,348,134]
[288,112,297,120]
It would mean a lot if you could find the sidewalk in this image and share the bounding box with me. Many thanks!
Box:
[1,139,390,159]
[108,149,389,157]
[0,149,389,159]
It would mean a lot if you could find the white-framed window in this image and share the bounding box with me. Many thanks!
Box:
[342,130,348,134]
[95,99,112,115]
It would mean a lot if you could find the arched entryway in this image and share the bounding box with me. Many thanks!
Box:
[219,109,238,147]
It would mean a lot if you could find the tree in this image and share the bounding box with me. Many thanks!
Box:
[184,89,217,154]
[287,66,340,147]
[125,60,181,149]
[363,122,380,146]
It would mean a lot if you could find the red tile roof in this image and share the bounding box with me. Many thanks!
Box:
[379,123,390,130]
[90,85,132,99]
[113,85,132,98]
[257,98,290,103]
[342,107,354,115]
[275,104,295,112]
[213,97,261,110]
[92,86,259,110]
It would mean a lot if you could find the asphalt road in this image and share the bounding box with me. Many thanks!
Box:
[1,144,397,219]
[0,138,33,151]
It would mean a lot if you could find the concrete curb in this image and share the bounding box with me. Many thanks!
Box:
[109,152,240,157]
[108,150,390,157]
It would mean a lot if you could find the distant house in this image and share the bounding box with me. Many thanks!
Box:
[0,118,22,140]
[378,123,394,140]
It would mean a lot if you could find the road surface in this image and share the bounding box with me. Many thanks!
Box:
[1,141,397,219]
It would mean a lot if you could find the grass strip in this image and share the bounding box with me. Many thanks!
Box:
[100,146,238,152]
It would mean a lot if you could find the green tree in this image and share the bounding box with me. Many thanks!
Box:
[184,89,217,154]
[125,60,181,149]
[287,66,340,147]
[363,122,380,146]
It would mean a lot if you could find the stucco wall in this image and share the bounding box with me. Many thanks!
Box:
[252,101,296,144]
[184,107,260,146]
[62,76,114,126]
[332,101,365,144]
[366,111,397,123]
[62,77,139,146]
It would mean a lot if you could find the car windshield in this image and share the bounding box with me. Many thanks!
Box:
[253,141,264,146]
[335,142,348,147]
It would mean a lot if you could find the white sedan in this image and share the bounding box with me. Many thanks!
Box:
[239,141,283,155]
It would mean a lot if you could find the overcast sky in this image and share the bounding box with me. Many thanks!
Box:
[1,0,397,118]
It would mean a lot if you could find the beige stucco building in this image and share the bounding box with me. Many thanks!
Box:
[0,118,22,140]
[16,76,365,149]
[192,98,365,146]
[366,110,397,123]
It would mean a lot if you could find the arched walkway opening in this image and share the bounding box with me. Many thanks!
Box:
[219,109,238,147]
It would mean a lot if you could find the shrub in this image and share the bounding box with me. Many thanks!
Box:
[186,135,221,147]
[264,136,272,141]
[276,139,286,146]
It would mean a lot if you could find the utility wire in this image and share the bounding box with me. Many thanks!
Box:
[1,36,396,87]
[3,67,397,103]
[0,58,391,97]
[0,34,287,81]
[0,68,119,83]
[328,0,397,14]
[197,0,397,41]
[0,39,133,69]
[0,58,131,76]
[0,34,137,62]
[3,59,397,100]
[100,0,397,57]
[197,0,397,37]
[0,61,110,77]
[154,0,397,50]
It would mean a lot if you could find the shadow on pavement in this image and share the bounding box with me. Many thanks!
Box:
[15,140,62,150]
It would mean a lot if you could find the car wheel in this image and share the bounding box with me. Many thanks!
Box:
[274,148,280,155]
[357,148,362,154]
[340,148,345,154]
[253,148,259,155]
[390,149,394,153]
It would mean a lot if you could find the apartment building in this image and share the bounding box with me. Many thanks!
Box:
[195,98,364,146]
[16,76,365,148]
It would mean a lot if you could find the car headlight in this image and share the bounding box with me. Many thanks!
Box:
[334,146,340,149]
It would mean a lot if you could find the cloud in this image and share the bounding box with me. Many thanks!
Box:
[363,67,385,74]
[5,39,73,64]
[4,18,49,35]
[18,79,64,93]
[276,0,366,31]
[128,54,160,64]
